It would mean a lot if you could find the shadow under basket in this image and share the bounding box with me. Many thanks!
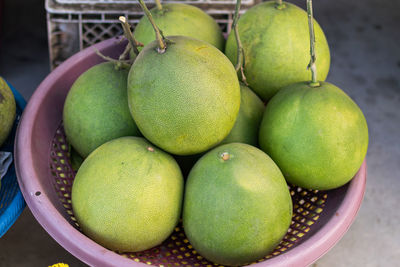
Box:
[15,37,366,267]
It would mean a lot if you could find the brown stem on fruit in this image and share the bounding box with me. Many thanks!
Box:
[138,0,166,53]
[94,48,132,69]
[119,42,132,61]
[155,0,163,11]
[232,0,248,86]
[306,0,320,87]
[119,16,142,57]
[93,17,143,69]
[239,64,248,86]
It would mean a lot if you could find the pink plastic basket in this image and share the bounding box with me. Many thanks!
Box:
[15,37,366,267]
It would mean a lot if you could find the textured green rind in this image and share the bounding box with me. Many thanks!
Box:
[220,84,265,146]
[71,137,184,252]
[225,1,330,101]
[176,85,264,175]
[175,83,265,175]
[63,62,141,158]
[134,3,225,51]
[0,78,16,147]
[183,143,292,266]
[259,82,369,190]
[128,36,240,156]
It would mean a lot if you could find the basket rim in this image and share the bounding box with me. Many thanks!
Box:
[15,37,366,267]
[0,80,27,238]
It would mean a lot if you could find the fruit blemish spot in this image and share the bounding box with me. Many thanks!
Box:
[147,147,155,152]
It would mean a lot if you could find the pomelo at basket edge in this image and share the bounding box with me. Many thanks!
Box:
[63,62,141,158]
[259,81,368,190]
[128,35,241,156]
[225,1,330,101]
[183,143,292,266]
[134,3,225,51]
[0,77,16,147]
[71,136,184,252]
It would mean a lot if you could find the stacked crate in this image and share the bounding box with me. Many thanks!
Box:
[46,0,259,69]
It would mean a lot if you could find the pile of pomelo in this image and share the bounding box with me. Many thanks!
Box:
[0,78,16,147]
[65,1,368,266]
[0,78,16,189]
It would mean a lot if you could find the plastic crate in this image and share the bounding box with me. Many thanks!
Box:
[0,80,26,238]
[45,0,260,69]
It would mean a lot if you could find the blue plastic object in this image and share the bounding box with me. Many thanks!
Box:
[0,79,26,238]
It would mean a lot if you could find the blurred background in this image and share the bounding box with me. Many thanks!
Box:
[0,0,399,266]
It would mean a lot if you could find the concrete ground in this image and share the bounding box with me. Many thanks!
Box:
[0,0,399,266]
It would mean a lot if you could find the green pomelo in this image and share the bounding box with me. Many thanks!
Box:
[225,1,330,101]
[0,78,16,147]
[71,137,184,252]
[176,85,264,178]
[183,143,292,266]
[259,81,369,190]
[63,62,140,158]
[220,84,265,146]
[134,3,224,51]
[128,36,240,155]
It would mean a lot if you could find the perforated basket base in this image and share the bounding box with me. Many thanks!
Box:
[49,123,331,266]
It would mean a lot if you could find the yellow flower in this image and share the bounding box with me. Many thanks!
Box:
[49,264,69,267]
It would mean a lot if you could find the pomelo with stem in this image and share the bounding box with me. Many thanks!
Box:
[225,0,330,101]
[71,137,184,252]
[220,3,264,147]
[63,62,141,158]
[128,0,240,156]
[174,0,264,178]
[259,0,368,190]
[183,143,293,266]
[63,18,142,158]
[134,0,224,50]
[0,78,16,147]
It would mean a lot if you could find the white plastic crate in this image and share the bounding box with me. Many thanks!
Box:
[46,0,260,69]
[54,0,255,5]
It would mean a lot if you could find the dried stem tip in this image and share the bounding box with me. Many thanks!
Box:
[275,0,286,9]
[221,152,230,161]
[118,16,141,57]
